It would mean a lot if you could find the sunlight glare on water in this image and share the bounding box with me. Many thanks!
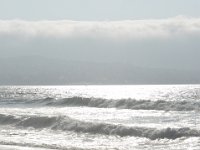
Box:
[0,85,200,149]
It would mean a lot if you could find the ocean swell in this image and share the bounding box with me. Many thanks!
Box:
[37,97,200,111]
[0,114,199,140]
[1,97,200,111]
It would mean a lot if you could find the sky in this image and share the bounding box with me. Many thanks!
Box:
[0,0,200,84]
[1,0,200,20]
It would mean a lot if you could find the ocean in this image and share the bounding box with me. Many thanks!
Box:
[0,85,200,150]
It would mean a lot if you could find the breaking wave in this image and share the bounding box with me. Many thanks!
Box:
[47,97,200,111]
[0,114,200,140]
[3,97,200,111]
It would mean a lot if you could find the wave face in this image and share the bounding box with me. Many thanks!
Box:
[48,97,200,111]
[0,113,200,140]
[6,97,199,111]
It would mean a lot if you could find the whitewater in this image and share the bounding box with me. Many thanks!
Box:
[0,85,200,150]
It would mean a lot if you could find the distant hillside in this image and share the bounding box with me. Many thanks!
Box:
[0,56,199,85]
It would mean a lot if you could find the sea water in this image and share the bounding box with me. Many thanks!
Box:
[0,85,200,150]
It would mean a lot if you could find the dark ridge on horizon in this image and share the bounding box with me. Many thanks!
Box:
[0,56,199,85]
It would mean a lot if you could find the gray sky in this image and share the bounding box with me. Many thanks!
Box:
[1,0,200,20]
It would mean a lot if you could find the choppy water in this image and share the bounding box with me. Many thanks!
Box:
[0,85,200,150]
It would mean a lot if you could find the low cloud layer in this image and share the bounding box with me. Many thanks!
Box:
[0,16,200,71]
[1,17,200,84]
[1,16,200,39]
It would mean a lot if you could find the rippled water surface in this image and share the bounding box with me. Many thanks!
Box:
[0,85,200,149]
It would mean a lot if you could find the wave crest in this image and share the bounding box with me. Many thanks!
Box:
[0,113,200,140]
[41,97,200,111]
[2,97,200,111]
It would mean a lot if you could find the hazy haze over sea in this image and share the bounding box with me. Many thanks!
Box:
[1,17,200,85]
